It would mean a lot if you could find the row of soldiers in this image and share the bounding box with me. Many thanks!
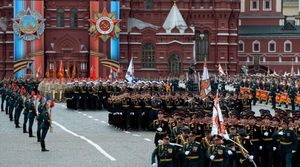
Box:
[0,81,52,152]
[151,109,300,167]
[106,91,252,131]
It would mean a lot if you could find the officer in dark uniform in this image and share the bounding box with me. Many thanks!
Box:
[37,97,46,142]
[40,101,51,152]
[251,80,258,105]
[79,81,88,110]
[23,93,30,133]
[274,120,297,167]
[28,95,37,137]
[153,111,171,146]
[5,85,11,115]
[269,83,277,109]
[72,81,80,110]
[151,135,176,167]
[183,131,204,167]
[1,86,7,112]
[288,84,297,111]
[207,135,230,167]
[14,91,24,128]
[8,89,16,121]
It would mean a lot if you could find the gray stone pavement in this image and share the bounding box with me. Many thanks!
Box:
[0,102,155,167]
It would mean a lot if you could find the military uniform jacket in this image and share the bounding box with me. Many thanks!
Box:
[207,145,229,165]
[40,110,51,129]
[27,101,37,118]
[183,141,203,160]
[151,143,176,164]
[16,95,24,109]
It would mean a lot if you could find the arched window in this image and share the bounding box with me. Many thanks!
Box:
[252,40,260,52]
[238,40,244,52]
[142,43,155,68]
[70,8,78,28]
[144,0,153,9]
[268,40,276,52]
[57,8,64,27]
[168,54,181,75]
[195,31,209,61]
[284,40,292,52]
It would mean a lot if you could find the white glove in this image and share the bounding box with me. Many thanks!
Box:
[248,155,254,161]
[264,132,269,136]
[152,163,157,167]
[244,136,250,139]
[292,150,296,154]
[223,134,229,140]
[228,150,233,155]
[185,151,190,155]
[259,146,263,150]
[273,147,277,151]
[278,131,283,135]
[158,140,163,144]
[157,127,162,132]
[210,155,215,160]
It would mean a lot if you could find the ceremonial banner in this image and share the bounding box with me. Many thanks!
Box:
[13,0,45,78]
[296,94,300,104]
[211,94,228,138]
[200,62,210,98]
[256,90,261,100]
[276,93,281,103]
[260,90,269,101]
[280,93,289,104]
[240,87,251,94]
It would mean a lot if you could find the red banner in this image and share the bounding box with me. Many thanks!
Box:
[240,87,251,94]
[260,90,269,101]
[296,94,300,104]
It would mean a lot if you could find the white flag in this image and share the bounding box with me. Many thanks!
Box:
[211,93,229,139]
[218,64,225,75]
[200,62,211,97]
[125,57,136,83]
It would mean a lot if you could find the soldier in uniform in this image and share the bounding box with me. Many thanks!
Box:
[14,90,24,128]
[27,95,37,137]
[79,81,88,110]
[22,93,30,133]
[288,83,297,110]
[1,85,7,112]
[182,131,204,167]
[274,120,297,167]
[151,135,176,167]
[40,101,52,152]
[8,88,16,121]
[207,135,231,167]
[37,97,46,142]
[153,111,171,146]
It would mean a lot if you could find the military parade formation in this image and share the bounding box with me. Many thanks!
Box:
[0,79,53,152]
[2,73,300,167]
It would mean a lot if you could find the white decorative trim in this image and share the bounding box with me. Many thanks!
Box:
[238,40,244,52]
[45,51,56,54]
[252,40,260,52]
[0,41,13,44]
[241,0,245,12]
[279,19,285,26]
[159,57,164,59]
[210,43,238,45]
[217,33,229,36]
[0,31,14,34]
[250,0,259,11]
[156,33,194,36]
[268,40,276,52]
[284,40,292,52]
[156,40,194,45]
[276,0,282,12]
[79,51,89,53]
[263,0,272,11]
[120,42,142,45]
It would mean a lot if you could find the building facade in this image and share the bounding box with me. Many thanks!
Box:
[239,0,300,74]
[120,0,240,79]
[0,0,240,79]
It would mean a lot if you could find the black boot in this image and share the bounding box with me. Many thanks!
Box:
[41,141,49,152]
[23,125,27,133]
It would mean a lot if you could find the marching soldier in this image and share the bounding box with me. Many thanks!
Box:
[14,91,24,128]
[40,101,52,152]
[1,85,7,112]
[151,135,176,167]
[182,131,204,167]
[28,95,37,137]
[207,135,230,167]
[37,97,46,142]
[23,93,30,133]
[153,111,171,146]
[274,120,297,167]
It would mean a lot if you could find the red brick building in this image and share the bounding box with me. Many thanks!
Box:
[238,0,300,74]
[0,0,240,79]
[120,0,240,78]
